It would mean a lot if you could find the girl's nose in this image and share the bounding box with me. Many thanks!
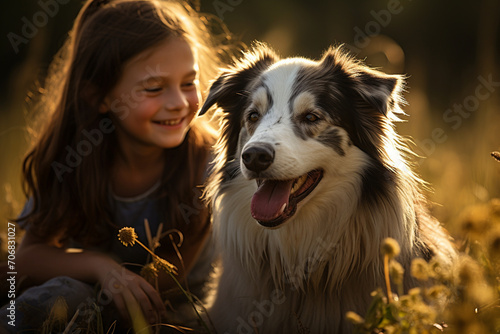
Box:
[164,87,189,111]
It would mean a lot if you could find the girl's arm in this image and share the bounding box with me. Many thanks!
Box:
[18,230,111,285]
[17,230,167,325]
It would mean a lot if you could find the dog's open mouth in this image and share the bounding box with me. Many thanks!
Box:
[250,169,323,228]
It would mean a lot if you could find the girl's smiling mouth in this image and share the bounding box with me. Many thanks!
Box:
[152,118,184,126]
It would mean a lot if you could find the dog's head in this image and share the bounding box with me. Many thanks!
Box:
[201,43,405,229]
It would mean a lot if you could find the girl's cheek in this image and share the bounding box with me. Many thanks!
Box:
[135,100,159,119]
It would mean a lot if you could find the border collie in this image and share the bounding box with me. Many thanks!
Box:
[199,43,456,333]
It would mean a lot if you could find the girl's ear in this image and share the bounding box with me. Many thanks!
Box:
[81,81,110,113]
[98,97,111,114]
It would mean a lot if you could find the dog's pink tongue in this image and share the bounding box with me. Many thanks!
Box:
[251,179,294,221]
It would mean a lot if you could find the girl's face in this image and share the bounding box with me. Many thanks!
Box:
[103,37,200,151]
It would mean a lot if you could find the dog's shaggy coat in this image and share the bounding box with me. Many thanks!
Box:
[200,44,456,333]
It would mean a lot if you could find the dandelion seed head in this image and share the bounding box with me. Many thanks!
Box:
[425,284,447,300]
[411,258,430,281]
[381,238,400,258]
[457,257,481,286]
[408,287,422,302]
[413,302,436,324]
[459,206,491,238]
[118,227,138,247]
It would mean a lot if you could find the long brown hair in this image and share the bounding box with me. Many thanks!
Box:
[19,0,233,244]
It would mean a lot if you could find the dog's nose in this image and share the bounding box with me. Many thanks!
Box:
[242,143,275,173]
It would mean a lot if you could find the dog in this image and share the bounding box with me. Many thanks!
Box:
[199,43,456,333]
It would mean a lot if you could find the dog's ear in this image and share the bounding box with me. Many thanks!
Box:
[320,47,405,164]
[319,46,404,117]
[199,43,279,116]
[351,68,405,163]
[353,69,404,116]
[200,44,279,168]
[199,70,236,116]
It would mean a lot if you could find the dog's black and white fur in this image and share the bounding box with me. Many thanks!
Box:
[200,43,456,333]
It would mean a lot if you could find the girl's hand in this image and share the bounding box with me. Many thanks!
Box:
[96,260,167,326]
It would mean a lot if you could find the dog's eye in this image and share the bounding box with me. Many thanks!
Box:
[304,113,320,123]
[248,111,260,123]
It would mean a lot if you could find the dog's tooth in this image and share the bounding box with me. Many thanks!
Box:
[280,203,287,213]
[290,175,307,195]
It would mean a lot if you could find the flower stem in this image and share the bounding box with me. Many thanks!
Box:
[136,240,158,258]
[384,254,393,302]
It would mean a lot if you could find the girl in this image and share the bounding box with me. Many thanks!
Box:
[5,0,232,331]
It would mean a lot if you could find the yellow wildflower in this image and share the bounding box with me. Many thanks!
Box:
[153,256,178,275]
[118,227,138,247]
[411,258,430,281]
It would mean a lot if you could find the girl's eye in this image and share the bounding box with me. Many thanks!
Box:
[182,81,196,88]
[304,112,320,123]
[248,111,260,123]
[144,87,162,93]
